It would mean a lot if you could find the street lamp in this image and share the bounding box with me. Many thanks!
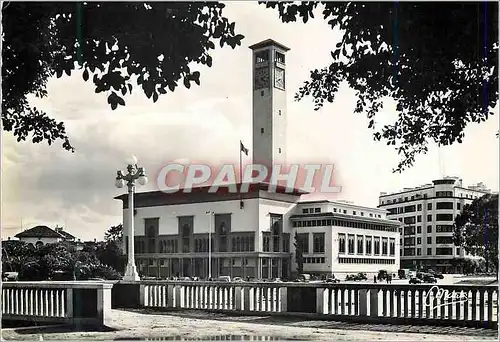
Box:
[116,155,148,281]
[205,211,214,279]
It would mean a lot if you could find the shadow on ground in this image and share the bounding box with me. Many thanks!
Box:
[125,309,497,338]
[10,323,118,335]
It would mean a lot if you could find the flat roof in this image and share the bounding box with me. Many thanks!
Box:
[249,39,290,51]
[298,199,388,213]
[114,182,307,208]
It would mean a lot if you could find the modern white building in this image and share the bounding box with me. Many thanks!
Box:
[378,177,492,273]
[116,38,401,279]
[292,200,400,278]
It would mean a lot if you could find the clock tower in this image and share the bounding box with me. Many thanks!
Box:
[249,39,290,169]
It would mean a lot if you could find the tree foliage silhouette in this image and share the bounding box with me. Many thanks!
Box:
[453,194,498,273]
[264,2,498,172]
[2,2,244,151]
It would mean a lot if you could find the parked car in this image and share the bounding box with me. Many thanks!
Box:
[377,270,388,281]
[294,274,311,282]
[232,277,244,282]
[216,276,231,282]
[346,272,367,281]
[409,277,422,284]
[398,269,410,279]
[421,274,437,283]
[325,275,340,283]
[2,272,18,281]
[427,270,444,279]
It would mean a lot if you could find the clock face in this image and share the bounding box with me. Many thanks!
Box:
[275,68,285,89]
[254,67,269,90]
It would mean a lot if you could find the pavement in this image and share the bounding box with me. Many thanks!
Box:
[1,309,498,341]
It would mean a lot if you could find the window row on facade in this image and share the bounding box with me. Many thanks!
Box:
[402,236,453,246]
[295,233,325,254]
[338,257,396,265]
[292,219,397,232]
[402,225,454,236]
[301,207,382,218]
[381,191,479,205]
[338,234,396,256]
[403,247,458,256]
[388,202,462,215]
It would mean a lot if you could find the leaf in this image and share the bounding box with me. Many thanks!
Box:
[82,69,89,81]
[153,91,158,103]
[183,77,191,89]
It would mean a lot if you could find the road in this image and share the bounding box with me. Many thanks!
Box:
[1,309,497,341]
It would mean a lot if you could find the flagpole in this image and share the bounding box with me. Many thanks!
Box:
[239,141,243,209]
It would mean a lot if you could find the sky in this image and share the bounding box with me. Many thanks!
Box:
[2,2,499,241]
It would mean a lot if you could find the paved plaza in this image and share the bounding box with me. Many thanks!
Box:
[2,309,498,341]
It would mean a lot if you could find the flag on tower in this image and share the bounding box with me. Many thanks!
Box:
[240,141,249,156]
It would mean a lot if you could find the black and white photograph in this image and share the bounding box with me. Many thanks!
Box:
[0,1,499,341]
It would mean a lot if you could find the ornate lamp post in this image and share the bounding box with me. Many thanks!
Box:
[205,210,214,279]
[115,155,148,281]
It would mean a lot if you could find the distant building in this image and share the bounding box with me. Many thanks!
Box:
[14,225,77,247]
[378,177,492,273]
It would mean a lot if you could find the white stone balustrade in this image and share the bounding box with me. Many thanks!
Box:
[2,281,113,326]
[122,281,498,329]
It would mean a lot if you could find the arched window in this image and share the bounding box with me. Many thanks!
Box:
[35,241,44,247]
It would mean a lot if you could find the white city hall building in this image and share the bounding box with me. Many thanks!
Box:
[116,184,401,279]
[378,177,492,273]
[117,39,401,279]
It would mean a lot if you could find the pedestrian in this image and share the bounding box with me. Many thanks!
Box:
[374,275,377,283]
[388,274,392,284]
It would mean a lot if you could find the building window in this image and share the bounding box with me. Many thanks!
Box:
[427,203,432,210]
[357,235,364,254]
[348,234,355,254]
[417,204,422,211]
[427,248,432,255]
[353,211,357,215]
[282,234,290,252]
[343,210,347,214]
[302,208,308,214]
[271,214,282,252]
[436,202,454,210]
[261,128,264,134]
[275,51,285,64]
[427,225,432,233]
[278,110,282,115]
[365,236,372,254]
[278,148,281,153]
[338,234,346,253]
[263,233,270,252]
[417,237,422,244]
[417,215,422,223]
[427,214,432,221]
[436,248,453,255]
[261,90,264,96]
[374,237,381,255]
[427,237,432,244]
[417,248,422,256]
[313,233,325,253]
[314,208,321,213]
[297,233,309,254]
[436,214,454,221]
[389,238,395,255]
[382,237,388,255]
[215,214,231,252]
[457,203,461,210]
[436,236,453,244]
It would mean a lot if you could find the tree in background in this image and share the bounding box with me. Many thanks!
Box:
[264,2,498,172]
[293,232,304,275]
[2,2,244,151]
[453,194,498,274]
[99,224,126,273]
